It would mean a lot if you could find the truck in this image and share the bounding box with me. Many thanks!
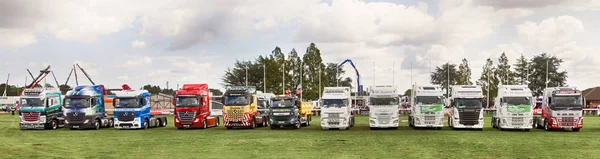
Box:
[532,96,543,128]
[64,85,114,130]
[222,86,268,129]
[408,85,445,129]
[173,84,219,129]
[211,95,224,125]
[491,85,533,131]
[113,88,168,129]
[368,85,399,129]
[447,85,484,130]
[534,87,583,132]
[320,87,355,130]
[18,88,65,130]
[268,95,313,129]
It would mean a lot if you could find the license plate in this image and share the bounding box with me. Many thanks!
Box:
[73,126,79,128]
[278,121,285,124]
[183,125,190,128]
[123,126,130,128]
[382,121,387,124]
[426,125,432,127]
[26,125,34,128]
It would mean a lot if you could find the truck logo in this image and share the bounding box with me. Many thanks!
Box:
[74,112,78,116]
[28,112,33,116]
[184,112,189,116]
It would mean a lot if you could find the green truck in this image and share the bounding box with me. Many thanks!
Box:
[19,88,65,130]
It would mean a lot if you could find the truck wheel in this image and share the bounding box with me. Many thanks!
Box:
[572,128,580,132]
[203,119,207,129]
[215,117,219,127]
[263,117,268,127]
[350,117,355,127]
[294,120,301,129]
[162,118,168,127]
[143,119,149,129]
[307,116,311,126]
[544,119,550,131]
[532,120,538,129]
[447,117,452,128]
[51,119,58,130]
[94,119,101,130]
[109,119,114,127]
[250,118,256,129]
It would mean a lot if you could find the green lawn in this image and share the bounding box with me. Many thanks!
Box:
[0,114,599,159]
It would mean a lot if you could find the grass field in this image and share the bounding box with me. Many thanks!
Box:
[1,114,599,159]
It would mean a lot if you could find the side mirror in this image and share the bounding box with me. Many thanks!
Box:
[112,98,117,107]
[45,99,49,108]
[171,98,176,106]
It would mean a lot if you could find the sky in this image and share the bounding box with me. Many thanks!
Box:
[1,0,600,93]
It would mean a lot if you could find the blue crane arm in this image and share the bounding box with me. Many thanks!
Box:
[339,59,361,96]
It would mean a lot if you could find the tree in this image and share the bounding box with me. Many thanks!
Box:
[209,89,223,96]
[528,53,567,96]
[476,58,499,106]
[430,63,457,95]
[301,43,326,100]
[142,84,162,94]
[286,48,302,93]
[324,63,352,87]
[222,59,261,89]
[59,84,72,95]
[495,52,516,85]
[404,89,412,96]
[513,54,529,85]
[456,58,473,85]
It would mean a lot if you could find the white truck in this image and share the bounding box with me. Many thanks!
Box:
[408,85,445,129]
[534,87,583,132]
[368,85,399,129]
[447,85,484,130]
[320,87,355,130]
[491,85,533,131]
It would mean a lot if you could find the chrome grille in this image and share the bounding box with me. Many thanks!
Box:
[116,112,135,121]
[23,112,40,122]
[559,117,577,126]
[226,110,244,119]
[177,112,196,121]
[66,112,85,122]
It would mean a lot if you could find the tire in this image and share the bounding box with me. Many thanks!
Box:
[50,119,58,130]
[532,120,538,129]
[143,119,149,129]
[215,117,220,127]
[544,119,550,131]
[294,118,301,129]
[351,117,355,127]
[572,128,580,132]
[158,119,164,127]
[250,118,256,129]
[262,117,268,127]
[203,119,207,129]
[448,117,452,128]
[307,116,311,126]
[94,119,101,130]
[163,118,168,127]
[109,119,114,127]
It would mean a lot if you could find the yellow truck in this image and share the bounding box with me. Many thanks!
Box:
[268,95,313,129]
[222,86,269,129]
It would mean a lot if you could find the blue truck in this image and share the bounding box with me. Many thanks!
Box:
[113,89,168,129]
[64,85,114,130]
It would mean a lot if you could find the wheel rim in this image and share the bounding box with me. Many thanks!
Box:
[95,121,100,129]
[52,121,57,129]
[204,120,207,129]
[163,120,167,126]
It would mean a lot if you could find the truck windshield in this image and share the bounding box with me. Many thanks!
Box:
[455,98,482,109]
[116,98,139,108]
[64,98,90,108]
[416,96,442,105]
[550,96,582,110]
[224,95,249,106]
[322,99,347,108]
[20,98,44,107]
[370,98,398,105]
[272,99,295,108]
[176,96,200,107]
[504,97,530,105]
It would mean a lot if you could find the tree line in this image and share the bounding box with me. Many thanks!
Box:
[221,43,353,100]
[430,53,567,104]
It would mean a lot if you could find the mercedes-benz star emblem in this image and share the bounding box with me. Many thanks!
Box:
[184,112,189,116]
[74,112,78,116]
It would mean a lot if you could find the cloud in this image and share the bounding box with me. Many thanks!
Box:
[116,76,130,81]
[131,40,147,48]
[0,29,37,48]
[516,15,584,47]
[121,56,153,68]
[473,0,584,9]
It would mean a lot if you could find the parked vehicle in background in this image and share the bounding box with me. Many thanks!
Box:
[491,85,533,131]
[222,86,268,129]
[113,88,168,129]
[64,85,114,130]
[535,87,583,132]
[408,85,444,129]
[320,87,354,130]
[368,85,399,129]
[173,84,218,129]
[447,85,484,130]
[19,88,65,130]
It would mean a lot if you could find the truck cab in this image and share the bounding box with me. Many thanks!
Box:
[113,90,168,129]
[269,95,301,129]
[536,87,583,132]
[408,85,445,129]
[173,84,218,129]
[64,85,114,130]
[320,87,355,130]
[222,86,267,129]
[447,85,484,130]
[19,88,65,130]
[492,85,533,131]
[368,85,399,129]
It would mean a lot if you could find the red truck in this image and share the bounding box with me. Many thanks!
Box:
[173,84,219,129]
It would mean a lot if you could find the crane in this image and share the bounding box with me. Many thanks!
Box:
[339,59,362,96]
[19,65,60,96]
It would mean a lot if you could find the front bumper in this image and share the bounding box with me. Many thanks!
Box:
[269,116,299,126]
[452,119,484,129]
[20,123,46,129]
[175,117,204,129]
[412,115,444,128]
[498,117,533,129]
[114,119,142,129]
[65,116,97,129]
[369,118,399,128]
[320,118,350,129]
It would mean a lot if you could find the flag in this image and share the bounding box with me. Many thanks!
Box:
[296,84,302,95]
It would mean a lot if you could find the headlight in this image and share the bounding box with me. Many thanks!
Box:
[175,118,179,123]
[84,119,89,124]
[194,118,200,123]
[65,120,69,124]
[39,118,46,123]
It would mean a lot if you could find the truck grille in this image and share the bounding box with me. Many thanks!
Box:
[559,117,577,126]
[116,112,135,121]
[328,119,340,125]
[378,116,390,123]
[66,112,86,122]
[177,112,196,121]
[272,116,290,121]
[226,110,244,119]
[23,112,40,122]
[458,110,480,125]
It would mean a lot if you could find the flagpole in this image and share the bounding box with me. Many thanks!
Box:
[263,63,266,93]
[546,59,549,88]
[319,65,321,100]
[283,62,285,94]
[300,61,303,101]
[245,59,248,87]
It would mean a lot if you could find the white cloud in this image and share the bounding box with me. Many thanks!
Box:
[516,15,584,47]
[131,40,147,48]
[121,56,153,68]
[0,29,37,48]
[116,76,130,81]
